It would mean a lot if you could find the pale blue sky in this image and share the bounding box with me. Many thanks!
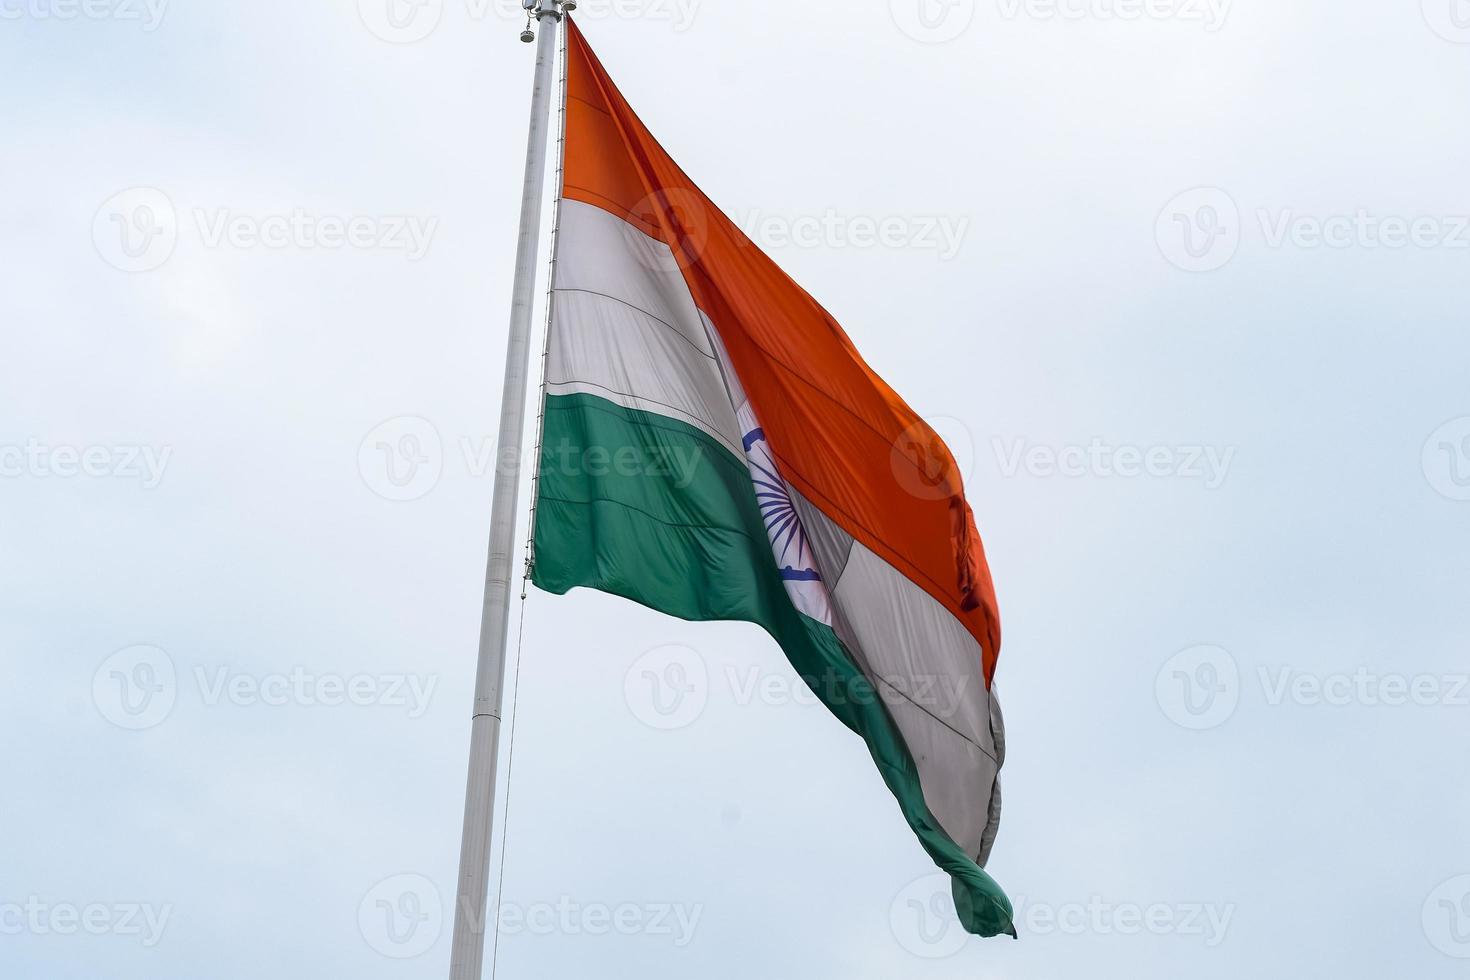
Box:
[4,2,1469,978]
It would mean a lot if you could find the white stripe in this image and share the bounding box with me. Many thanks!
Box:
[549,201,743,456]
[552,197,1003,860]
[790,489,1002,861]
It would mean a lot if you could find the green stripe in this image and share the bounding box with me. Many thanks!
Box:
[531,391,1015,938]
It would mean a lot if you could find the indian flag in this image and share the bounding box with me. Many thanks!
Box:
[531,20,1014,939]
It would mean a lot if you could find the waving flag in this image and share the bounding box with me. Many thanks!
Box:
[531,19,1014,938]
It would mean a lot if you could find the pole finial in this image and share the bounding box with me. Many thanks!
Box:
[520,0,570,40]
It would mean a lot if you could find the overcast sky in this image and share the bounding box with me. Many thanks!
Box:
[4,1,1470,978]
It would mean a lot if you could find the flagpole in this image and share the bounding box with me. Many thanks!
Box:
[449,2,567,977]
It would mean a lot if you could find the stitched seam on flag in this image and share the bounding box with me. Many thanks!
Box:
[568,92,612,119]
[570,29,1000,674]
[548,388,996,789]
[558,196,986,646]
[561,185,689,249]
[781,459,973,630]
[558,35,1014,932]
[540,393,746,481]
[804,484,994,755]
[532,387,1014,934]
[553,286,716,361]
[725,330,960,520]
[544,380,742,455]
[825,528,856,597]
[677,234,940,492]
[562,186,635,221]
[823,562,995,761]
[543,390,746,471]
[572,38,963,503]
[564,97,989,632]
[872,674,997,763]
[553,201,914,489]
[539,493,767,539]
[579,195,946,511]
[687,297,995,680]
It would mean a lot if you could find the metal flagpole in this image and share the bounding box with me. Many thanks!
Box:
[449,1,570,977]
